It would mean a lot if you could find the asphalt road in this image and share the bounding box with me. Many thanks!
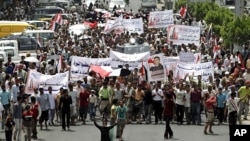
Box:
[0,115,230,141]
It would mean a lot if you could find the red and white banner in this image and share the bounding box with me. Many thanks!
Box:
[148,10,174,28]
[174,61,214,82]
[89,65,113,78]
[167,25,200,46]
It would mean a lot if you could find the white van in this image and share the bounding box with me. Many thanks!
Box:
[0,51,8,63]
[0,40,18,49]
[0,40,37,63]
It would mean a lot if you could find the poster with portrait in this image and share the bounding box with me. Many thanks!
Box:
[146,54,166,82]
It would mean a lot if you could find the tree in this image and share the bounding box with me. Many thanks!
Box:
[222,16,250,46]
[205,7,234,35]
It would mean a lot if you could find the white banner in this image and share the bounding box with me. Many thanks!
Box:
[104,15,123,33]
[104,18,144,34]
[164,57,179,76]
[167,25,200,46]
[110,51,150,69]
[174,62,214,82]
[179,52,195,63]
[148,10,174,28]
[70,56,111,80]
[123,18,144,34]
[25,71,69,94]
[146,54,167,82]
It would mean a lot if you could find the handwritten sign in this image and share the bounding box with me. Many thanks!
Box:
[70,56,111,80]
[123,18,144,34]
[167,25,200,46]
[179,52,195,63]
[148,10,174,28]
[25,71,69,94]
[110,51,150,69]
[174,61,214,82]
[104,18,144,34]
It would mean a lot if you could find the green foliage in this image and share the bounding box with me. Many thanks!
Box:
[222,16,250,46]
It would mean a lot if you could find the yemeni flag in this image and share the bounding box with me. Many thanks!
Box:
[206,24,212,41]
[50,13,63,31]
[179,6,187,18]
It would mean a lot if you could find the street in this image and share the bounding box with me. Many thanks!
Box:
[0,119,230,141]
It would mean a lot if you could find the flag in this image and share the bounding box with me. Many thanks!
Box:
[213,44,220,59]
[179,6,187,18]
[83,21,98,29]
[54,13,63,25]
[196,54,201,64]
[50,13,63,31]
[206,24,212,41]
[238,53,245,69]
[57,55,62,73]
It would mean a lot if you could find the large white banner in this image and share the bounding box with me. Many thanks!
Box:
[123,18,144,34]
[25,71,69,94]
[167,25,200,46]
[146,54,167,82]
[148,10,174,28]
[104,18,144,34]
[70,56,111,80]
[110,51,150,69]
[174,62,214,82]
[104,15,123,33]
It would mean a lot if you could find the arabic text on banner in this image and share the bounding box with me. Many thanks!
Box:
[25,71,69,94]
[167,25,201,46]
[146,54,167,82]
[110,50,150,69]
[104,18,144,34]
[179,52,195,63]
[70,56,111,80]
[174,61,214,82]
[148,10,174,29]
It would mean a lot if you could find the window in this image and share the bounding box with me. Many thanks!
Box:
[0,42,15,47]
[4,49,14,57]
[0,26,11,32]
[0,54,4,62]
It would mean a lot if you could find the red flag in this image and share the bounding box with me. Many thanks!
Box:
[196,54,200,64]
[179,6,187,18]
[83,21,98,29]
[238,53,245,69]
[140,62,145,76]
[148,58,154,64]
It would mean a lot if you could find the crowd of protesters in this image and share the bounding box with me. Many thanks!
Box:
[0,0,249,141]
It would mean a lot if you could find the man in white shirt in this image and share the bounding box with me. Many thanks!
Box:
[243,67,250,81]
[152,84,164,124]
[48,86,56,125]
[69,84,78,124]
[226,92,240,134]
[175,84,185,125]
[184,84,191,125]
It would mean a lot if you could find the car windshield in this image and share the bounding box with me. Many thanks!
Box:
[35,9,63,14]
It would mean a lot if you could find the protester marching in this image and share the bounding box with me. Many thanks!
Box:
[0,0,249,141]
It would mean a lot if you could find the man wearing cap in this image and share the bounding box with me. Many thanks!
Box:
[238,81,250,121]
